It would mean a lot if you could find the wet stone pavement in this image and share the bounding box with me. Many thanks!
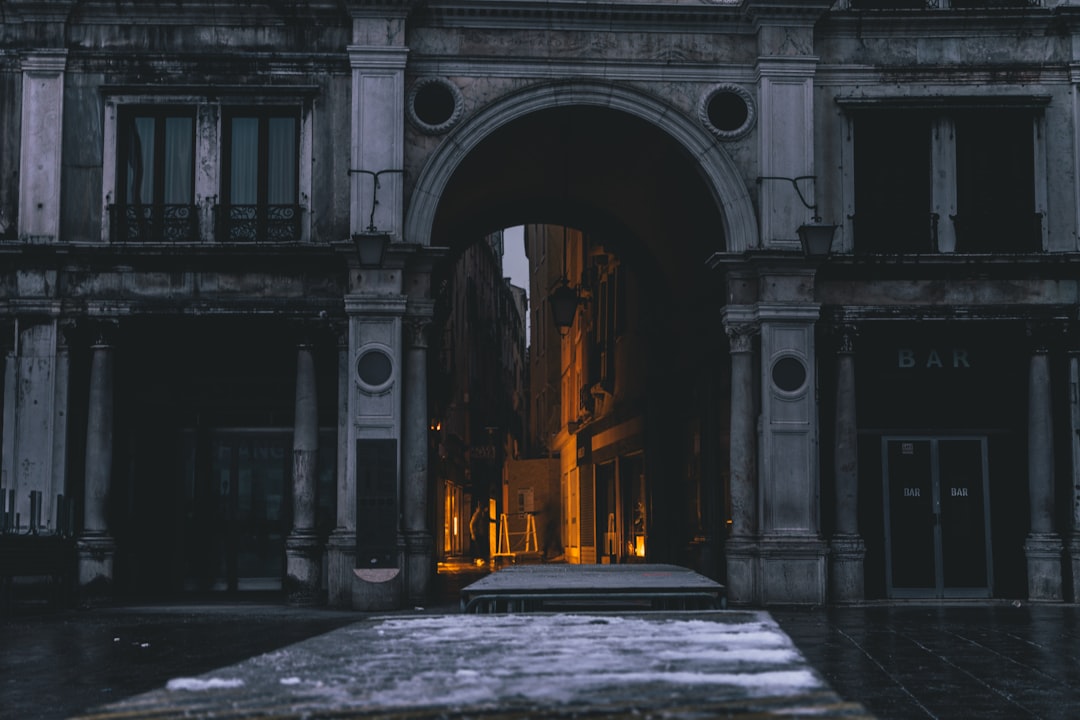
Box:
[772,603,1080,719]
[1,600,1078,719]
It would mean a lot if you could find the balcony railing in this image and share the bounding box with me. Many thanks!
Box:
[846,0,1039,8]
[216,204,302,243]
[109,203,199,243]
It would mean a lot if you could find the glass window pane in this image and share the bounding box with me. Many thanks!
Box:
[267,117,297,205]
[230,117,259,205]
[163,116,193,204]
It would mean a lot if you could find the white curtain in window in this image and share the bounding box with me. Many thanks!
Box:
[127,117,155,205]
[267,117,296,205]
[163,116,193,204]
[230,117,259,205]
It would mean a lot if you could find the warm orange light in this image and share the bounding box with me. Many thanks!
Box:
[634,536,646,557]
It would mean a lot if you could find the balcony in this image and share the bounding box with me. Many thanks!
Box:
[846,0,1040,8]
[216,204,302,243]
[109,204,199,243]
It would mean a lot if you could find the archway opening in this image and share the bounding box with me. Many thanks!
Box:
[424,105,730,595]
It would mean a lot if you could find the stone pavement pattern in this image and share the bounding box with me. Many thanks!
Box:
[5,601,1080,719]
[774,604,1080,720]
[70,611,871,719]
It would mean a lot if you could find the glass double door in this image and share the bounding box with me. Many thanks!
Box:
[883,437,993,598]
[183,430,291,593]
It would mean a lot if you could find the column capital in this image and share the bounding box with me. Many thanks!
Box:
[404,315,431,350]
[827,319,858,355]
[1027,318,1065,354]
[725,324,757,354]
[84,319,119,348]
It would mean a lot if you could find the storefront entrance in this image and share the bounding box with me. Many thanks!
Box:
[178,429,335,594]
[882,436,993,598]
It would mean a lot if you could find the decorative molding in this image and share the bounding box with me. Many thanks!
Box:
[406,77,464,135]
[698,83,756,140]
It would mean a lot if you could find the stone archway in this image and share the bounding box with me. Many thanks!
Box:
[404,80,759,253]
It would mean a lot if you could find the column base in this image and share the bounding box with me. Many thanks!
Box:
[76,534,116,602]
[724,537,760,606]
[285,531,323,606]
[829,534,866,604]
[404,531,434,607]
[353,568,403,611]
[760,534,828,606]
[326,530,357,609]
[1024,532,1064,602]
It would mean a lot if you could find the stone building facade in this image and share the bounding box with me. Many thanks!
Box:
[3,0,1080,608]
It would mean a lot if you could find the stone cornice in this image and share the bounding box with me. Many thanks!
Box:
[45,1,351,25]
[412,0,746,32]
[407,57,757,84]
[744,0,834,24]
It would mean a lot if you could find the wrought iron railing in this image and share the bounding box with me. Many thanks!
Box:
[216,204,302,243]
[845,0,1039,8]
[109,203,199,243]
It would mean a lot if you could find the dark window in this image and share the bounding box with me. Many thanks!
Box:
[853,112,933,253]
[113,107,197,242]
[220,110,300,242]
[953,110,1038,252]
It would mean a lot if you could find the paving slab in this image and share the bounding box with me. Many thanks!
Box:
[71,611,871,719]
[460,563,726,612]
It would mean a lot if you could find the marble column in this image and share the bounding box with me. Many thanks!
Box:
[829,325,865,602]
[286,341,321,605]
[78,332,116,596]
[326,326,354,608]
[1069,351,1080,603]
[402,312,432,605]
[1025,339,1063,600]
[724,322,759,605]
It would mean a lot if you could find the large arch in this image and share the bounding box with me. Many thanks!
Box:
[403,80,759,253]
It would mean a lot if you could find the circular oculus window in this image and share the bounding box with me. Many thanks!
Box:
[356,347,394,392]
[407,77,464,135]
[699,84,755,140]
[771,356,808,394]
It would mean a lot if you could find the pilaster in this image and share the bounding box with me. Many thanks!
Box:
[349,42,409,240]
[1,319,70,536]
[750,2,823,250]
[18,50,67,243]
[340,243,412,610]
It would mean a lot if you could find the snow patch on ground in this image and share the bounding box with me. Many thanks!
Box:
[166,677,245,692]
[234,612,828,713]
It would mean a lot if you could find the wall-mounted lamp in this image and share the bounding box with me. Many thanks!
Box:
[351,231,389,267]
[549,226,582,333]
[757,175,837,258]
[549,279,580,331]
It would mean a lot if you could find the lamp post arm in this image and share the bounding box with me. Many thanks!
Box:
[757,175,820,220]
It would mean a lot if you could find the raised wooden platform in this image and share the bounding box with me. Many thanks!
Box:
[460,563,725,613]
